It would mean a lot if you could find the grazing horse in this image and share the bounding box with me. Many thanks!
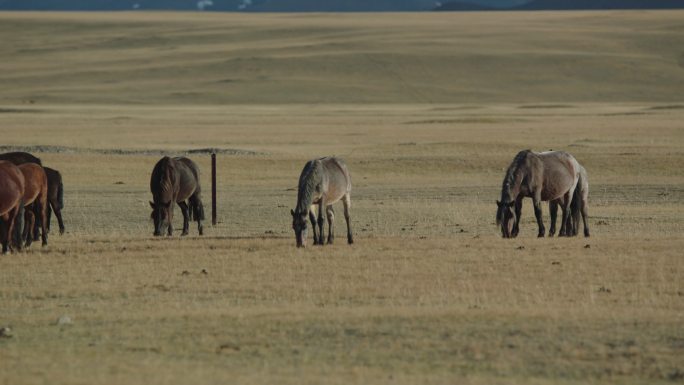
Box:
[0,152,64,238]
[550,164,590,237]
[17,163,48,247]
[149,156,204,237]
[0,151,41,166]
[291,157,353,248]
[43,167,66,235]
[0,161,25,253]
[496,150,580,238]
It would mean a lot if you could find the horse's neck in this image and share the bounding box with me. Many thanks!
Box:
[296,171,320,212]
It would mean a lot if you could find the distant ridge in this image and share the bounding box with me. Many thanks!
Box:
[436,0,684,11]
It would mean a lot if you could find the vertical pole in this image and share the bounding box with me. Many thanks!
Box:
[211,153,217,226]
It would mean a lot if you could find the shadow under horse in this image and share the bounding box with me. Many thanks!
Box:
[291,156,353,248]
[149,156,205,236]
[496,150,581,238]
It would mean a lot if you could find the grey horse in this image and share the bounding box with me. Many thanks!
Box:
[291,157,353,248]
[496,150,581,238]
[550,164,590,237]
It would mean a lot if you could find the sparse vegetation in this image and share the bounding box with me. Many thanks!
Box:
[0,11,683,385]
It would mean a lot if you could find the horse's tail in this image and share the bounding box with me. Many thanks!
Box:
[570,174,584,236]
[192,199,205,221]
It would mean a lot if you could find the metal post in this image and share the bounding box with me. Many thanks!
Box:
[211,153,217,226]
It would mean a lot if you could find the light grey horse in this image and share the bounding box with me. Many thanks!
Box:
[497,150,581,238]
[291,157,353,248]
[550,164,590,237]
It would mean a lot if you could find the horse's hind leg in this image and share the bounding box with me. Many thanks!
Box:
[581,199,590,237]
[548,201,558,237]
[343,194,353,245]
[54,205,65,235]
[532,194,545,238]
[39,199,48,246]
[24,206,35,248]
[188,194,204,236]
[178,201,190,236]
[326,205,334,244]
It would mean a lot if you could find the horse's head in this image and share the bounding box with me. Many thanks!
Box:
[496,200,516,238]
[150,201,172,236]
[291,209,309,248]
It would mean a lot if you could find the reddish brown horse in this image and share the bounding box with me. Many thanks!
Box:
[18,163,48,247]
[150,156,205,237]
[0,152,65,237]
[0,161,25,253]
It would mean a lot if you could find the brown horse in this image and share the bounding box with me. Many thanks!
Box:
[496,150,580,238]
[0,152,64,238]
[550,164,590,237]
[150,156,204,237]
[0,151,41,166]
[0,161,25,253]
[291,157,353,248]
[18,163,48,247]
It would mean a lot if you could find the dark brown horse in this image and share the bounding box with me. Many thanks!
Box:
[18,163,48,247]
[150,156,205,236]
[0,151,41,166]
[0,161,25,253]
[291,157,353,248]
[550,164,590,237]
[43,167,65,235]
[496,150,580,238]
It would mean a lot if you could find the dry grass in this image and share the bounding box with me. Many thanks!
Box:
[0,11,683,385]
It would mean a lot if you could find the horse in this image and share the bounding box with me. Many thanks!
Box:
[496,150,580,238]
[17,163,48,247]
[0,152,65,238]
[291,157,353,248]
[0,161,25,253]
[149,156,204,237]
[43,167,65,235]
[0,151,42,166]
[549,164,590,237]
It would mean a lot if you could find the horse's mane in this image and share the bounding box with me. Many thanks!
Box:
[295,159,322,214]
[501,150,531,203]
[151,157,176,201]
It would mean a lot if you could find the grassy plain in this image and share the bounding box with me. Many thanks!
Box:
[0,11,683,385]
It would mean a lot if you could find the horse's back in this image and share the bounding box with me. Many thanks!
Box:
[0,152,42,166]
[320,157,352,201]
[174,157,201,199]
[538,151,580,200]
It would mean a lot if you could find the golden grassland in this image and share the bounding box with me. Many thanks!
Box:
[0,11,683,385]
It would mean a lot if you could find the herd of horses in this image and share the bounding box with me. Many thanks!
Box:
[0,149,589,253]
[0,152,64,253]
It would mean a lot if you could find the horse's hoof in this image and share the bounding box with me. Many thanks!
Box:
[348,238,354,245]
[327,239,334,245]
[181,231,189,236]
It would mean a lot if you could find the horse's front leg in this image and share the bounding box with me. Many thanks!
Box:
[178,202,190,236]
[326,205,334,244]
[512,198,523,238]
[316,201,325,245]
[533,196,545,238]
[308,207,319,245]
